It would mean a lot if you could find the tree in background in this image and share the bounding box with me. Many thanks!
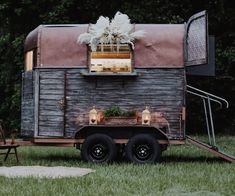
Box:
[0,0,234,134]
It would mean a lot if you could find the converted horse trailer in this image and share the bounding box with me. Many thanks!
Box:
[21,11,234,163]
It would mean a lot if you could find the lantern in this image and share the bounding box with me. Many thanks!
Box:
[142,106,151,125]
[89,106,98,125]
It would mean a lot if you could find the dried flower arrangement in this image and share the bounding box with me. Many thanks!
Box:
[78,11,145,51]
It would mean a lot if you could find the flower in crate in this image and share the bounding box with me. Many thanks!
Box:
[78,11,145,51]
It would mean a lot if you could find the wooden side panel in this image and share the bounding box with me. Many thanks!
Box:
[68,68,185,138]
[37,68,185,139]
[21,71,34,137]
[38,70,65,137]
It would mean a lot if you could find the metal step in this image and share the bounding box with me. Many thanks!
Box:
[186,135,235,163]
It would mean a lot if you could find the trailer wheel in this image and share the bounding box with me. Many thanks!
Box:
[81,134,117,163]
[125,134,161,164]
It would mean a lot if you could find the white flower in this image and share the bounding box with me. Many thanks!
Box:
[78,11,145,51]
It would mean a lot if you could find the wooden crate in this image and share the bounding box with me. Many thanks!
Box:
[105,117,137,125]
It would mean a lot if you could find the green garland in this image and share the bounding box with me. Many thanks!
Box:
[104,106,136,117]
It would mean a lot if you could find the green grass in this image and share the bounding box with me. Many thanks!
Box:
[0,135,235,196]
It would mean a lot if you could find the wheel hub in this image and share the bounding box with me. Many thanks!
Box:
[90,143,108,160]
[94,146,102,155]
[135,144,152,160]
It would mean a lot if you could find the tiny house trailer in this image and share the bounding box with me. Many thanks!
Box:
[21,11,235,163]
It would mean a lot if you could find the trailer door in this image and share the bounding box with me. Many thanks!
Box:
[185,10,208,66]
[37,70,66,137]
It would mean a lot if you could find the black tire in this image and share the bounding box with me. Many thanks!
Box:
[125,134,161,164]
[81,134,117,163]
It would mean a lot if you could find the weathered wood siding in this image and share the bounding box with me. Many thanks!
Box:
[21,71,34,137]
[38,70,65,137]
[35,68,185,139]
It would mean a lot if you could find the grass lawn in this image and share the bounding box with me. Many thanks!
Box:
[0,135,234,196]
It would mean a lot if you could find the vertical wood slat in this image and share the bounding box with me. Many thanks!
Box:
[63,70,67,137]
[21,71,35,137]
[34,70,40,137]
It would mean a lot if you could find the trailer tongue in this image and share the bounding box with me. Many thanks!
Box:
[186,136,235,163]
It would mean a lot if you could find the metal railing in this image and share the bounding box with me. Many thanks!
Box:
[186,85,229,147]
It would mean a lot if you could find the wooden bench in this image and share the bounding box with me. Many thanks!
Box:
[0,121,19,162]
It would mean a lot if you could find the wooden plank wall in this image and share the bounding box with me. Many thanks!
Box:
[21,71,34,137]
[37,68,185,139]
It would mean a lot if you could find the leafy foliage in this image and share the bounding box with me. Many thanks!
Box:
[104,106,136,117]
[0,0,234,134]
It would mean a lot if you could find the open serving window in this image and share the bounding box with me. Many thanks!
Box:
[89,44,132,73]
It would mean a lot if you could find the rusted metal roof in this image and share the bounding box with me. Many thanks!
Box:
[24,24,185,68]
[135,24,184,68]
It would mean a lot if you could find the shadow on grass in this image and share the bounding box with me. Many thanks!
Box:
[26,154,82,163]
[161,155,227,163]
[27,154,129,164]
[25,154,228,164]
